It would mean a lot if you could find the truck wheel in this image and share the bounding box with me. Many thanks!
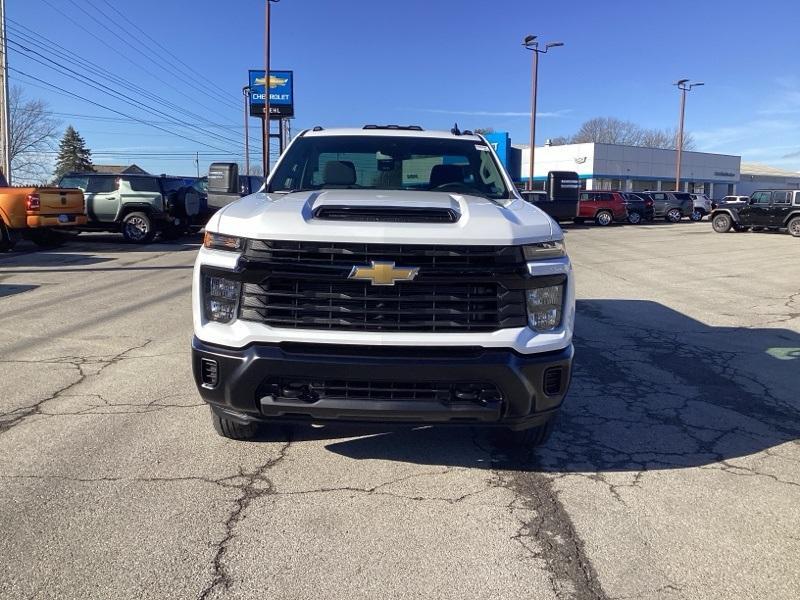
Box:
[121,212,155,243]
[595,210,613,226]
[788,217,800,238]
[690,209,704,222]
[0,221,17,252]
[211,409,259,441]
[498,419,556,449]
[666,208,682,223]
[627,211,642,225]
[712,213,732,233]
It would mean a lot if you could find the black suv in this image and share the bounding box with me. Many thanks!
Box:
[621,193,655,224]
[711,190,800,237]
[641,191,695,222]
[59,173,201,243]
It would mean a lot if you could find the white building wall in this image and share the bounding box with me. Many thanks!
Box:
[517,143,740,197]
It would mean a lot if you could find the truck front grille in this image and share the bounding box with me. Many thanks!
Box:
[238,240,529,333]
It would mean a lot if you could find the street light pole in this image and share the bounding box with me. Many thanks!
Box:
[242,86,250,175]
[523,36,563,192]
[673,79,704,191]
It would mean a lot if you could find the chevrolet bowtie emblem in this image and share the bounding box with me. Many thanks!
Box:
[348,261,420,286]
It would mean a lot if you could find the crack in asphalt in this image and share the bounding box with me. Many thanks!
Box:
[0,339,154,436]
[197,439,292,600]
[493,455,610,600]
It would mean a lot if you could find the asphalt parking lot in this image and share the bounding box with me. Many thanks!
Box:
[1,223,798,600]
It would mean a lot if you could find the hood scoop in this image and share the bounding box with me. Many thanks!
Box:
[312,204,460,223]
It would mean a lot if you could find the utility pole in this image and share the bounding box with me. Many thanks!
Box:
[673,79,704,191]
[522,35,563,191]
[0,0,12,185]
[195,151,200,178]
[242,86,250,175]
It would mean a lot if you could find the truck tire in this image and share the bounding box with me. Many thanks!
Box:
[495,418,556,449]
[788,217,800,238]
[0,221,17,252]
[121,211,156,243]
[211,409,259,441]
[595,210,613,226]
[712,213,732,233]
[666,208,682,223]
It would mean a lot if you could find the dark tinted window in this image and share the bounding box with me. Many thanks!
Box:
[673,193,693,200]
[751,192,771,205]
[772,191,790,204]
[86,176,118,194]
[123,177,160,193]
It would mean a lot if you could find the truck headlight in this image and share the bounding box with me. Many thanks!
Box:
[526,283,564,332]
[523,240,566,260]
[204,232,244,251]
[204,275,241,323]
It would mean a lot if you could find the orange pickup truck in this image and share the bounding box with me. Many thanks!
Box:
[0,179,86,251]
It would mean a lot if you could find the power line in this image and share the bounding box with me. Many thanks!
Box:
[9,66,243,156]
[94,0,241,108]
[69,0,239,111]
[6,18,239,130]
[6,38,244,149]
[38,0,238,121]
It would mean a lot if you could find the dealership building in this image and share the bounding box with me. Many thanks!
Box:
[515,141,742,198]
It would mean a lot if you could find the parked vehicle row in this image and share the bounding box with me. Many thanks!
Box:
[711,189,800,237]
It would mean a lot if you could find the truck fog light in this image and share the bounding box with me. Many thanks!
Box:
[208,276,240,300]
[526,284,564,332]
[204,275,241,323]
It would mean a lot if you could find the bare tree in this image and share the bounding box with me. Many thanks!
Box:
[550,117,695,150]
[9,86,60,183]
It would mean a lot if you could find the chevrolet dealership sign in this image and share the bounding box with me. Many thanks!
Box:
[249,70,294,118]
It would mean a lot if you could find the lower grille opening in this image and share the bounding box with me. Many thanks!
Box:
[543,367,563,396]
[200,358,219,387]
[258,378,502,405]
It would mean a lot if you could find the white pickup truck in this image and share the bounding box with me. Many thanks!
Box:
[191,125,575,447]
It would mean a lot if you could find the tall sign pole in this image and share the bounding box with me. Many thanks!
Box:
[242,86,250,175]
[262,0,272,178]
[0,0,11,185]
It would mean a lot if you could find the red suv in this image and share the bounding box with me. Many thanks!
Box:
[575,191,628,226]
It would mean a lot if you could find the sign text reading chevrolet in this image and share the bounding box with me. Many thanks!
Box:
[191,126,575,448]
[248,70,294,118]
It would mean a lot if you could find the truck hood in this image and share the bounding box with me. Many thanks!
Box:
[208,189,558,245]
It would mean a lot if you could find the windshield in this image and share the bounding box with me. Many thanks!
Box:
[268,135,511,199]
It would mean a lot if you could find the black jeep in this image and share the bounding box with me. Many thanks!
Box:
[711,190,800,237]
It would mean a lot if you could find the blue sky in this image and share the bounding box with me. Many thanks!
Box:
[9,0,800,177]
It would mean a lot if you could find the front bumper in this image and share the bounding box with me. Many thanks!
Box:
[192,336,573,430]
